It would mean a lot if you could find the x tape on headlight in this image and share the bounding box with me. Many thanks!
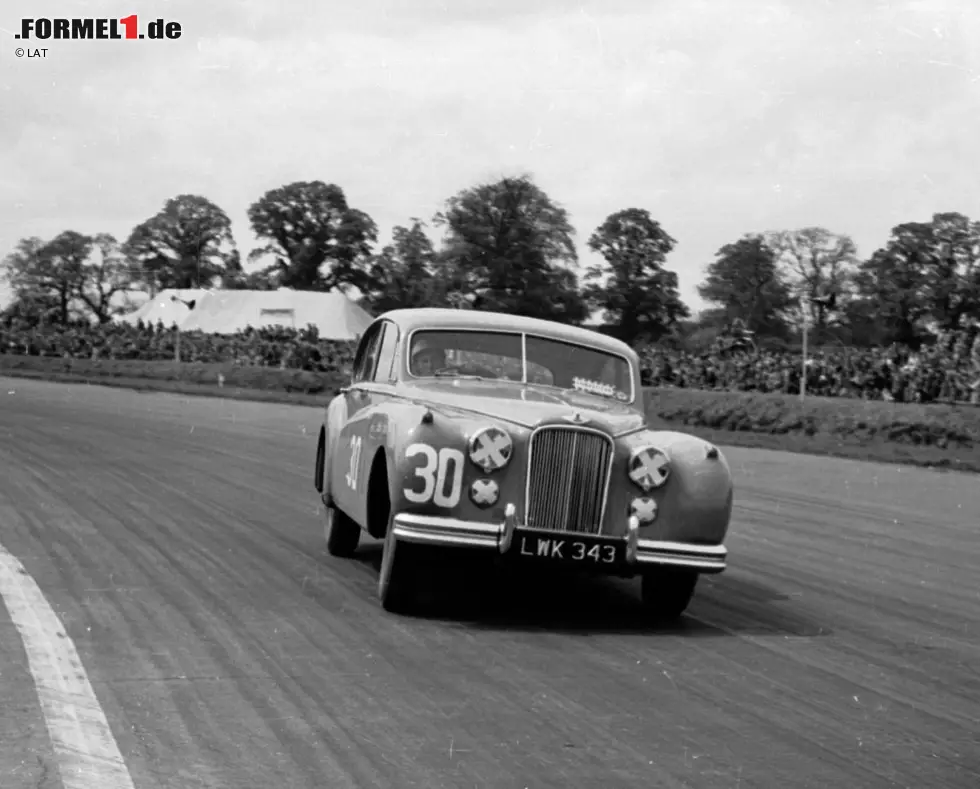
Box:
[468,426,513,472]
[628,446,670,492]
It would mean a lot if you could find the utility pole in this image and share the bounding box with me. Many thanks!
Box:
[800,291,809,402]
[170,295,197,363]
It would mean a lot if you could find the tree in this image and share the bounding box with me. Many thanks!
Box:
[17,231,90,325]
[853,231,931,347]
[0,290,63,328]
[1,236,48,293]
[920,212,980,331]
[850,216,980,346]
[123,194,240,291]
[246,181,378,292]
[764,227,858,340]
[697,234,791,339]
[583,208,688,344]
[223,267,278,290]
[432,174,587,323]
[363,219,441,313]
[218,249,245,289]
[76,234,135,323]
[3,232,141,325]
[1,237,57,326]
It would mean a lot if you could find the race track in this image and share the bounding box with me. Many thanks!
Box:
[1,376,978,789]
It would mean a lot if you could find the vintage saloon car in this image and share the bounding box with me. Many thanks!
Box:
[314,308,733,617]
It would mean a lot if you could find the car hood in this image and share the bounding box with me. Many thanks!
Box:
[401,378,647,435]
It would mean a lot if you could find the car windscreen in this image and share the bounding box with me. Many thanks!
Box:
[407,329,635,402]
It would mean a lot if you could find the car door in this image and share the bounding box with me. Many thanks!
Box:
[333,320,399,526]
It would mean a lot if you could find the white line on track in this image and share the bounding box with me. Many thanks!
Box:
[0,541,135,789]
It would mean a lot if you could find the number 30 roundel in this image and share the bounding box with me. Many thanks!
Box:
[404,443,464,508]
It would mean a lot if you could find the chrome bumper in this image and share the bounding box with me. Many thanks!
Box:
[391,504,520,552]
[390,509,727,573]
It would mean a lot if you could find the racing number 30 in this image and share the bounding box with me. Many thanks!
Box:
[404,443,464,507]
[345,435,363,490]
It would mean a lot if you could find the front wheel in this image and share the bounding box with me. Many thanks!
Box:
[324,506,360,557]
[641,569,699,621]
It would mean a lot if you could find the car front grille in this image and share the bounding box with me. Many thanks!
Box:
[524,426,613,534]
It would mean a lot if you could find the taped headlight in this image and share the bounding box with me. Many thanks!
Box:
[630,496,658,524]
[470,478,500,508]
[628,446,670,492]
[467,426,513,473]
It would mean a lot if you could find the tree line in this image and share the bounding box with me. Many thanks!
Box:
[3,174,978,349]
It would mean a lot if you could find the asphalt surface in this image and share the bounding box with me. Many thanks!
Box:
[1,376,978,789]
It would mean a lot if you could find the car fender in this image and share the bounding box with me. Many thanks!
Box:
[319,394,349,505]
[330,399,408,530]
[377,402,528,530]
[333,398,527,540]
[615,430,734,545]
[349,401,528,514]
[381,402,466,510]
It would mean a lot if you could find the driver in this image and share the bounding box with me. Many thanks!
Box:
[411,337,447,376]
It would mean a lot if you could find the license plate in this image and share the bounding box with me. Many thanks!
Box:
[513,530,623,566]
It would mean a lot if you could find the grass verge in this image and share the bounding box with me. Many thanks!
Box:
[3,354,978,472]
[647,387,980,472]
[0,354,341,407]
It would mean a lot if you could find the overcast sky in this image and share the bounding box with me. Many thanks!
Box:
[2,0,978,313]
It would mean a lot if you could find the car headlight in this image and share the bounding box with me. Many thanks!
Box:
[467,426,513,473]
[630,496,658,524]
[628,446,670,492]
[470,478,500,508]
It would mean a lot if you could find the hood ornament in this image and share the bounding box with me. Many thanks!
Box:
[563,411,590,425]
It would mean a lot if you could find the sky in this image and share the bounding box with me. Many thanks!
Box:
[2,0,979,315]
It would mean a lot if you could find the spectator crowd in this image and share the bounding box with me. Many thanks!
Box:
[639,330,980,404]
[2,316,979,405]
[0,319,356,375]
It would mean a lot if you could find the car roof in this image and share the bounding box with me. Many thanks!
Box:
[374,307,638,361]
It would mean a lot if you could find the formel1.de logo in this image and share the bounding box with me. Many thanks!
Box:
[16,16,182,41]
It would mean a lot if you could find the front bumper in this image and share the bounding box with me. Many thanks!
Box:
[391,505,727,574]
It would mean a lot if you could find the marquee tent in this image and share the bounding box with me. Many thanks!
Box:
[167,288,373,341]
[115,289,210,328]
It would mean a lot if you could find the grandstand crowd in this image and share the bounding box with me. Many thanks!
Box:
[2,317,979,405]
[639,335,980,404]
[0,319,349,375]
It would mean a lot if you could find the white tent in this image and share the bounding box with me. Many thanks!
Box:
[115,289,210,328]
[175,288,373,341]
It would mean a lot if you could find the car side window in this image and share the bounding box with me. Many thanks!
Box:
[372,322,399,383]
[351,323,383,383]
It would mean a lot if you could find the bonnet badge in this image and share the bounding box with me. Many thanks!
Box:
[563,411,589,425]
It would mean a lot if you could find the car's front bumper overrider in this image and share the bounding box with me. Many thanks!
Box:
[391,508,727,573]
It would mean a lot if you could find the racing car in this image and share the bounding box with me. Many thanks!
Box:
[314,308,733,617]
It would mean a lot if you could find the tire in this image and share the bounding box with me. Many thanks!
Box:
[641,569,698,621]
[314,427,326,493]
[378,517,419,614]
[324,505,360,557]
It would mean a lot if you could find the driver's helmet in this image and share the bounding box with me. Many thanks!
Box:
[411,336,446,376]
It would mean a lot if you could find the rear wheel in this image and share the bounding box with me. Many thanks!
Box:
[641,569,698,620]
[314,427,326,493]
[324,505,360,557]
